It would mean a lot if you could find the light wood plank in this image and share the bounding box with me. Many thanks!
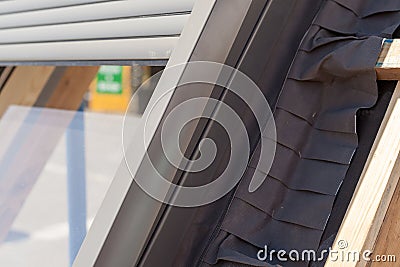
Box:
[376,39,400,80]
[0,66,55,117]
[45,66,99,110]
[325,83,400,267]
[369,180,400,266]
[0,67,13,90]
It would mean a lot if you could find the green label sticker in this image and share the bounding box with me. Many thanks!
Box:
[97,66,123,94]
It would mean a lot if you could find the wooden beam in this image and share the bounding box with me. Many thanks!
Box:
[369,179,400,266]
[325,40,400,266]
[325,82,400,267]
[376,39,400,80]
[0,67,14,90]
[45,66,99,110]
[0,66,55,117]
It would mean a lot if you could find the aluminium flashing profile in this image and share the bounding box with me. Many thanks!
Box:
[99,1,264,266]
[136,0,273,265]
[73,1,218,266]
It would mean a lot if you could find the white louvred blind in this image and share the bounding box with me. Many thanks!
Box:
[0,0,195,62]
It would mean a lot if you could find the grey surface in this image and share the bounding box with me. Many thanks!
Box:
[136,1,267,266]
[137,0,310,266]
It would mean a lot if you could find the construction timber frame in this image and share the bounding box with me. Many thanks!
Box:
[325,39,400,267]
[0,66,99,113]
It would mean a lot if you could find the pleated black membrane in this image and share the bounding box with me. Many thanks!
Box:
[199,1,400,266]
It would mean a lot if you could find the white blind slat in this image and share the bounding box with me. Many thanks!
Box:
[0,0,112,15]
[0,15,189,44]
[0,0,195,29]
[0,37,179,61]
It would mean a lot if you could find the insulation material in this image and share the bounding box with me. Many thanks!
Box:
[200,1,400,266]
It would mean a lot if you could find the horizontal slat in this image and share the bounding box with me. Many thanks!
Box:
[0,0,112,15]
[0,0,195,29]
[0,14,188,44]
[0,37,179,61]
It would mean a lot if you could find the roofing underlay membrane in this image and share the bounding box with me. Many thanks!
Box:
[191,1,400,266]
